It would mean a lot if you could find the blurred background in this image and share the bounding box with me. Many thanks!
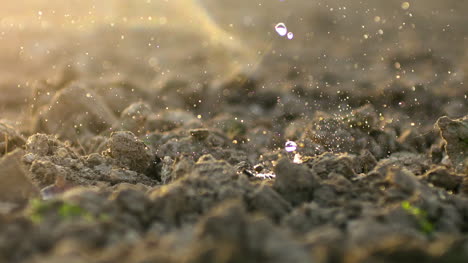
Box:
[0,0,467,124]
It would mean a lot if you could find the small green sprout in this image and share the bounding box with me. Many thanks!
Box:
[58,203,93,221]
[28,198,53,223]
[28,199,109,223]
[401,201,434,235]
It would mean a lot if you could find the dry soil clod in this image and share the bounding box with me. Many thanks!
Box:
[437,115,468,173]
[0,149,39,204]
[106,131,153,174]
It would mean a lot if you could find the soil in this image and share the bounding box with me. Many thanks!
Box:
[0,0,467,262]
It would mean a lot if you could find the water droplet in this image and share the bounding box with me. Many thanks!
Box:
[275,23,288,36]
[256,173,276,179]
[401,2,410,10]
[293,153,302,163]
[285,141,297,152]
[287,32,294,39]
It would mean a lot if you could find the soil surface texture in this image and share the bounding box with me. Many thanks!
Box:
[0,0,467,262]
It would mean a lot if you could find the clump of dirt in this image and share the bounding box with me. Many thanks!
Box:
[0,121,26,157]
[24,133,157,193]
[104,131,153,173]
[437,115,468,173]
[0,150,38,205]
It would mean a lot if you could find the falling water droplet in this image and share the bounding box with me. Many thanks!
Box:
[293,153,302,163]
[285,141,297,152]
[401,2,410,10]
[287,32,294,39]
[256,173,276,179]
[275,23,288,36]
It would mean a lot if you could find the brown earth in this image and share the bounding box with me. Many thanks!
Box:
[0,1,467,262]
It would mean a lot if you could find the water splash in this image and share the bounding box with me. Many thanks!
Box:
[293,153,302,163]
[275,22,288,36]
[285,140,297,152]
[256,173,276,179]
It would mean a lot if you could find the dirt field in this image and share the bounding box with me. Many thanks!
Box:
[0,1,467,262]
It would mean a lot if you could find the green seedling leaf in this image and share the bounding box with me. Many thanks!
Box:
[401,201,434,235]
[28,198,54,223]
[58,203,86,218]
[27,199,109,224]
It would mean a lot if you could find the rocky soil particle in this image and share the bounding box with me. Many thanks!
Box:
[437,115,468,173]
[187,200,311,263]
[23,133,157,193]
[105,131,152,174]
[0,121,26,157]
[273,158,320,205]
[424,167,462,191]
[0,150,39,204]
